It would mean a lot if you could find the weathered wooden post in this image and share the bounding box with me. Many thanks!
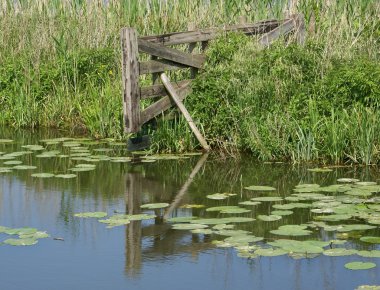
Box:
[121,28,140,133]
[188,22,198,79]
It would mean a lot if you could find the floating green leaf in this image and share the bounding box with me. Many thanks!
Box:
[206,206,240,212]
[245,185,276,191]
[239,201,261,206]
[271,210,293,216]
[357,250,380,258]
[0,139,14,143]
[21,145,44,151]
[172,223,208,230]
[323,248,358,256]
[167,216,197,223]
[12,165,37,170]
[270,225,312,236]
[31,173,55,178]
[3,160,22,165]
[3,238,38,246]
[345,262,376,270]
[258,215,282,221]
[360,236,380,244]
[337,224,376,232]
[55,174,77,179]
[74,212,107,218]
[141,203,169,209]
[251,196,283,202]
[206,193,236,200]
[254,248,288,257]
[224,235,263,244]
[338,178,360,183]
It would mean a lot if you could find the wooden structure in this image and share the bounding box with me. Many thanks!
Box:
[121,14,305,134]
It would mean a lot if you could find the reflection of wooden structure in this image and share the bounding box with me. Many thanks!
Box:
[121,14,306,133]
[124,155,208,276]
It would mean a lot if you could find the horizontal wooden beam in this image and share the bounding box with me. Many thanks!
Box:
[140,80,192,99]
[140,19,284,46]
[138,39,206,68]
[259,19,295,47]
[140,81,192,125]
[139,59,190,75]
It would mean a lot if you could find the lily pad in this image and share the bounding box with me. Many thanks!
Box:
[239,201,261,206]
[244,185,276,191]
[337,224,376,232]
[268,239,325,254]
[206,206,240,212]
[357,250,380,258]
[224,235,263,244]
[338,178,360,183]
[55,174,77,179]
[21,145,44,151]
[172,223,208,230]
[74,212,107,218]
[258,215,282,221]
[0,139,14,143]
[141,203,169,209]
[270,225,312,236]
[12,165,37,170]
[3,238,38,246]
[179,204,205,209]
[254,248,288,257]
[323,248,358,256]
[345,261,376,270]
[167,216,197,223]
[251,196,283,202]
[31,173,55,178]
[206,193,236,200]
[271,210,293,216]
[220,208,251,214]
[3,160,22,165]
[360,236,380,244]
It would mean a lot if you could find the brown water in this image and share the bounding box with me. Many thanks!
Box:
[0,128,379,290]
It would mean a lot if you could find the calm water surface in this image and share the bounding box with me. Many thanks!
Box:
[0,128,379,290]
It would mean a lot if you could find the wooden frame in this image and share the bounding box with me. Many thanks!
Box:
[121,14,306,133]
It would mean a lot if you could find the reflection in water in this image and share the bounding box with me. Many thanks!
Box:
[124,154,209,277]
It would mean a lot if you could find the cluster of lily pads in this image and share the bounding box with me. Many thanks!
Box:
[0,226,49,246]
[0,137,201,177]
[74,203,170,228]
[167,179,380,271]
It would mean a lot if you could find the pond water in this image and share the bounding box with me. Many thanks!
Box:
[1,128,380,290]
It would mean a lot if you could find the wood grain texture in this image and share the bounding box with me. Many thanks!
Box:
[121,28,141,133]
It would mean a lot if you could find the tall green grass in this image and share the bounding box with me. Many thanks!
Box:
[0,0,380,163]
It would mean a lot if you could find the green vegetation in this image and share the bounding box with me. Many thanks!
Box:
[1,0,380,163]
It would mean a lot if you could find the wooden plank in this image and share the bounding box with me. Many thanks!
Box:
[259,19,295,47]
[140,81,192,125]
[293,14,306,45]
[140,80,192,99]
[138,39,205,68]
[160,73,210,151]
[188,22,198,79]
[140,19,284,45]
[121,27,140,133]
[139,59,189,75]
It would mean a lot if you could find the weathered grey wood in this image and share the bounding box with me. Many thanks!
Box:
[259,19,295,47]
[138,39,206,68]
[140,80,192,99]
[140,19,284,46]
[163,153,209,220]
[293,13,306,45]
[151,55,159,84]
[188,22,198,79]
[121,27,140,133]
[139,59,190,75]
[140,81,192,125]
[160,73,210,151]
